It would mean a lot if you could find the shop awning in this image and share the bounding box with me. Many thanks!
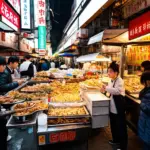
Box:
[88,31,104,45]
[59,52,79,57]
[88,29,128,45]
[76,53,111,62]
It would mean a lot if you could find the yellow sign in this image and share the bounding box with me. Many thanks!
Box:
[38,135,46,145]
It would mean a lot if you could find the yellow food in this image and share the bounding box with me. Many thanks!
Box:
[21,83,51,92]
[124,78,144,93]
[50,81,80,102]
[31,77,50,81]
[8,91,47,100]
[48,107,87,116]
[81,79,103,88]
[14,101,48,116]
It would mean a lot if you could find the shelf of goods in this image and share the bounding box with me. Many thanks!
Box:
[5,74,110,148]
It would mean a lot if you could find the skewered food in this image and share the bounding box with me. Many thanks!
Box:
[13,101,48,116]
[31,77,50,81]
[48,106,87,116]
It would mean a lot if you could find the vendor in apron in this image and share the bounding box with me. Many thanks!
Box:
[101,61,128,150]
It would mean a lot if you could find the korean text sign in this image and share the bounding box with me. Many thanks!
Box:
[21,0,30,29]
[0,0,20,31]
[129,11,150,40]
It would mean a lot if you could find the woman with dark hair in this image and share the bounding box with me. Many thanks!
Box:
[101,61,128,150]
[138,71,150,150]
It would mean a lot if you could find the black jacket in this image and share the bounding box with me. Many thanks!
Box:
[0,69,18,95]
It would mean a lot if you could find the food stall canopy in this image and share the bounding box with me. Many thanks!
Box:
[88,29,128,45]
[88,31,104,45]
[76,53,111,63]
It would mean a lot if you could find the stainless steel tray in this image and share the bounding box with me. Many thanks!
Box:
[47,122,90,127]
[47,106,90,119]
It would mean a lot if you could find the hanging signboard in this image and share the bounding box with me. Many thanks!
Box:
[7,0,20,14]
[129,11,150,40]
[38,0,46,56]
[38,26,46,49]
[123,0,150,19]
[0,0,20,31]
[21,0,31,29]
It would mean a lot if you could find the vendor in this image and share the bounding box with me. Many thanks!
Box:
[101,61,128,150]
[141,61,150,72]
[0,56,22,95]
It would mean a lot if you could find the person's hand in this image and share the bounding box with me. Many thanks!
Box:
[100,84,106,93]
[17,80,24,85]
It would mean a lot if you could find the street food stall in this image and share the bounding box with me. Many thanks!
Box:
[2,69,110,150]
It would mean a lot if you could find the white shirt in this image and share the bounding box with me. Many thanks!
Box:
[106,77,125,114]
[20,60,32,72]
[50,62,55,68]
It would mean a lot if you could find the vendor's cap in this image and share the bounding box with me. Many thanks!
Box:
[0,56,6,65]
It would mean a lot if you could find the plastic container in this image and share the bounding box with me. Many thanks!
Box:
[38,113,47,131]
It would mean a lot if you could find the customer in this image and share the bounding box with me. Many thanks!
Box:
[50,60,55,68]
[138,71,150,150]
[141,61,150,72]
[20,55,35,78]
[7,56,20,79]
[101,61,128,150]
[0,56,22,95]
[41,58,49,71]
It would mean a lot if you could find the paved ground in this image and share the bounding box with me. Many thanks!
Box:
[7,126,143,150]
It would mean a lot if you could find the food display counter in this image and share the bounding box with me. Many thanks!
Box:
[3,71,110,150]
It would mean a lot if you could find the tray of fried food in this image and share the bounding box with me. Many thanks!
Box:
[50,81,81,103]
[80,79,103,90]
[48,117,90,127]
[50,92,81,103]
[7,91,47,101]
[31,77,50,82]
[20,83,51,93]
[36,71,50,77]
[12,101,48,117]
[124,78,144,94]
[48,106,89,118]
[0,95,25,105]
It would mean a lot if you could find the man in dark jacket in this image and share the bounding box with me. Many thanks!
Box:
[0,56,22,95]
[6,56,20,79]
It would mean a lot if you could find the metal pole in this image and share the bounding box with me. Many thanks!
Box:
[120,45,126,78]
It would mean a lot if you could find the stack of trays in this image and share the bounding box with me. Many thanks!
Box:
[82,91,110,128]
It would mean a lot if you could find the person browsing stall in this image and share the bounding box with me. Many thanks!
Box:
[100,61,128,150]
[138,71,150,150]
[0,56,23,95]
[6,56,20,79]
[19,55,35,78]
